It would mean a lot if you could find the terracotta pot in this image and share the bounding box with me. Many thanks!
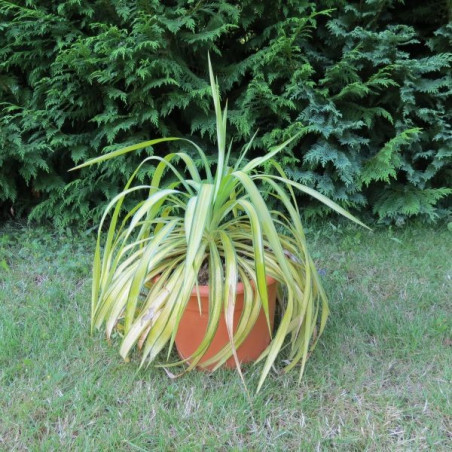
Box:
[175,276,278,369]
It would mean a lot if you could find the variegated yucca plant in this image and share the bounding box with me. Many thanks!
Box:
[74,57,367,392]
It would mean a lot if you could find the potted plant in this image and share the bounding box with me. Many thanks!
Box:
[73,57,367,392]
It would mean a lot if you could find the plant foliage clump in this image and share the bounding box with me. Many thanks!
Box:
[76,59,367,391]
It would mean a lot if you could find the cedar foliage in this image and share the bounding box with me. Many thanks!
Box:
[0,0,451,226]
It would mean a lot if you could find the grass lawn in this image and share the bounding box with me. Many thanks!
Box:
[0,221,451,450]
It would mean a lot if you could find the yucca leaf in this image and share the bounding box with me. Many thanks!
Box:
[184,184,214,272]
[166,245,207,361]
[95,185,152,305]
[70,137,181,170]
[184,197,197,243]
[124,190,178,241]
[181,139,213,182]
[91,243,101,333]
[139,266,185,363]
[241,132,301,173]
[202,261,262,370]
[234,130,259,171]
[232,171,294,284]
[266,160,300,218]
[148,154,198,196]
[184,240,224,370]
[102,272,133,336]
[124,219,178,332]
[220,230,243,377]
[256,284,294,393]
[208,54,226,199]
[258,175,371,229]
[120,287,170,359]
[234,199,269,327]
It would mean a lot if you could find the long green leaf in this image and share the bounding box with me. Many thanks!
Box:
[257,175,371,229]
[70,137,181,170]
[235,199,269,328]
[184,184,214,271]
[124,220,178,332]
[241,132,301,173]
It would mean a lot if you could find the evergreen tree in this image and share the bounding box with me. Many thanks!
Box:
[0,0,450,226]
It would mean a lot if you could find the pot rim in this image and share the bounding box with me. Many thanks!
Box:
[192,275,277,297]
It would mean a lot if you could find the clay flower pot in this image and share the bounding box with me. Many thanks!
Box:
[175,276,278,369]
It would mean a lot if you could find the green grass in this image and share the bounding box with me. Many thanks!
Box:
[1,221,451,450]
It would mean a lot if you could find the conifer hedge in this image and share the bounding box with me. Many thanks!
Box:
[1,0,451,226]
